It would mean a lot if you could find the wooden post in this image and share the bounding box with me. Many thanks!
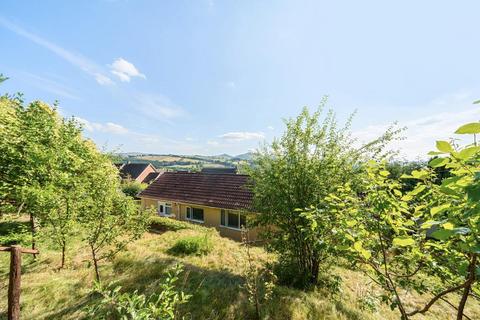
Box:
[8,246,21,320]
[0,246,39,320]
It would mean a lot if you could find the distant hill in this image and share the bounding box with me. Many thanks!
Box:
[116,152,253,171]
[233,152,254,161]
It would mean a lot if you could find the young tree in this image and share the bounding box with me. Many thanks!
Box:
[80,148,148,282]
[247,98,401,287]
[329,119,480,319]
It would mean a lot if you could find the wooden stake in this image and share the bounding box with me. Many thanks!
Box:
[0,245,39,320]
[8,246,21,320]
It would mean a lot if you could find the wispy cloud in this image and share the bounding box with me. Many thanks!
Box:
[134,93,186,122]
[267,125,274,130]
[76,117,129,134]
[219,131,265,141]
[0,16,113,85]
[109,58,146,82]
[19,72,79,100]
[354,92,480,160]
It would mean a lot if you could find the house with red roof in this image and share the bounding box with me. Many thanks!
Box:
[138,171,259,241]
[116,162,162,184]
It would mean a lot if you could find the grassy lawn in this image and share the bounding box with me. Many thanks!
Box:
[0,216,479,319]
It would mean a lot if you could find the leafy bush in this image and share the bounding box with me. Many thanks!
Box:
[121,179,147,198]
[168,234,212,256]
[0,220,30,246]
[148,216,191,232]
[86,263,191,320]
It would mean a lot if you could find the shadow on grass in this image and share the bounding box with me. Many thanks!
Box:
[111,256,247,320]
[42,255,248,320]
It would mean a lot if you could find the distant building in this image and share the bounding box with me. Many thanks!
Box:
[116,162,162,184]
[201,167,237,174]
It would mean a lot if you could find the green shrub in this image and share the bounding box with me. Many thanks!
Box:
[168,234,213,256]
[148,215,191,232]
[86,263,191,320]
[0,219,30,246]
[121,179,147,198]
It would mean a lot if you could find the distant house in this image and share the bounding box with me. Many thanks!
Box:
[200,167,237,174]
[116,162,161,184]
[139,172,258,241]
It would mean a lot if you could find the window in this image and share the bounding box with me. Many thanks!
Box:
[186,207,204,222]
[158,202,172,216]
[220,210,247,230]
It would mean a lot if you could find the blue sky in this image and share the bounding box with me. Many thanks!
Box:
[1,1,479,158]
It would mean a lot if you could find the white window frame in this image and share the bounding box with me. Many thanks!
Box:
[220,210,247,231]
[186,206,205,223]
[157,201,173,217]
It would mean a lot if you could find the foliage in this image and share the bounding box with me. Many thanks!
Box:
[167,234,213,256]
[326,118,480,319]
[86,263,191,320]
[121,179,147,198]
[80,154,149,281]
[0,218,30,246]
[241,229,276,319]
[247,98,401,288]
[148,215,191,232]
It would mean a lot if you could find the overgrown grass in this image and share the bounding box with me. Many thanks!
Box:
[167,234,213,256]
[148,215,194,232]
[0,216,479,319]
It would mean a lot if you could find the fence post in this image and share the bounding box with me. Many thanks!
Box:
[8,245,22,320]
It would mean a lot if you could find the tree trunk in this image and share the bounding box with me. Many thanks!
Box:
[91,246,100,282]
[29,213,37,260]
[60,240,66,269]
[457,255,477,320]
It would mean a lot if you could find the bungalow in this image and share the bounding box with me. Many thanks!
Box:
[116,162,162,184]
[138,171,258,241]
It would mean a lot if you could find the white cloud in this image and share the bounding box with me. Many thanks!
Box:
[0,17,113,86]
[94,73,114,86]
[109,58,146,82]
[134,93,186,121]
[219,131,265,141]
[76,117,129,134]
[267,125,274,130]
[354,106,480,160]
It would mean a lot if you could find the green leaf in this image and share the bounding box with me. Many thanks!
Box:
[457,147,480,160]
[393,237,415,247]
[421,220,444,229]
[431,229,454,241]
[379,170,390,177]
[455,122,480,134]
[442,222,454,230]
[346,220,356,227]
[466,184,480,202]
[430,204,450,216]
[431,227,470,240]
[411,170,429,180]
[474,100,480,104]
[353,241,371,260]
[409,184,426,196]
[436,141,454,153]
[429,157,449,168]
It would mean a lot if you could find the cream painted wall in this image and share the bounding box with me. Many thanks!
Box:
[141,197,259,242]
